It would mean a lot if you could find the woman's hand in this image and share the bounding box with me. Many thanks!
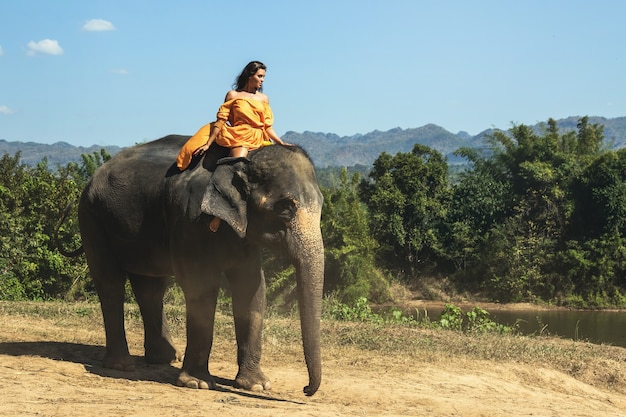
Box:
[193,127,219,157]
[193,142,210,156]
[271,136,293,146]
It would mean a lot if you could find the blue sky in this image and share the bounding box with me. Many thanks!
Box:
[1,0,625,148]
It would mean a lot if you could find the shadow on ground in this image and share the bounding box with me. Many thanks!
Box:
[0,341,303,404]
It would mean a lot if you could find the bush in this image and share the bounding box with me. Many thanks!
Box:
[437,304,513,334]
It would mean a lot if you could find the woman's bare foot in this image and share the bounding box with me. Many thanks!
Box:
[209,217,221,232]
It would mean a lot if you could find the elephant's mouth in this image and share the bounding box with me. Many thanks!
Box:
[260,229,286,246]
[248,211,287,247]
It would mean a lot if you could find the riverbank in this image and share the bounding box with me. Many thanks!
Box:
[376,286,626,348]
[1,301,626,416]
[383,279,626,312]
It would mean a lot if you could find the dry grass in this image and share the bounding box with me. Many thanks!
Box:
[2,300,626,394]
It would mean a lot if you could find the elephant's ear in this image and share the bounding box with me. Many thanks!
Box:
[201,157,249,238]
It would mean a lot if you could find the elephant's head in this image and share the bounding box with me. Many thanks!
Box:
[200,145,324,396]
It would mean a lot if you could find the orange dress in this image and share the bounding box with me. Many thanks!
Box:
[176,98,275,170]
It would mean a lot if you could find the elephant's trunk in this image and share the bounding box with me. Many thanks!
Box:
[288,205,324,396]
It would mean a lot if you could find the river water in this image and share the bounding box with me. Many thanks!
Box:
[390,303,626,349]
[489,308,626,349]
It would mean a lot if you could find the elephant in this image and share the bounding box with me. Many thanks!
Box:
[60,135,324,396]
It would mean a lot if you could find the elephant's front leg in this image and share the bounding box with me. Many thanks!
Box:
[229,267,271,392]
[177,286,219,389]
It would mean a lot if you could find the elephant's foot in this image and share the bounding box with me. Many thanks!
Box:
[145,340,182,365]
[176,370,216,390]
[102,352,136,371]
[234,369,272,392]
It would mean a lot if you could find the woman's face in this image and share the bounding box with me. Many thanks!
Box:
[247,68,266,91]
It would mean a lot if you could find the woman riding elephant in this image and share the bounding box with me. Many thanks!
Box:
[176,60,292,232]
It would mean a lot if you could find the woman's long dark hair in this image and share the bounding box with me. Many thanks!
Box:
[234,61,266,92]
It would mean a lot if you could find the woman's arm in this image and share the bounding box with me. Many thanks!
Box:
[192,122,222,156]
[264,95,292,146]
[192,92,236,156]
[266,126,292,146]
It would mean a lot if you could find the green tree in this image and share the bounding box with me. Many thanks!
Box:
[360,144,450,277]
[0,149,110,301]
[79,149,112,178]
[558,148,626,306]
[570,148,626,239]
[444,147,512,275]
[322,168,389,303]
[447,117,610,303]
[0,155,85,299]
[0,152,30,299]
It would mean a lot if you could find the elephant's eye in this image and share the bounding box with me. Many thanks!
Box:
[273,198,296,221]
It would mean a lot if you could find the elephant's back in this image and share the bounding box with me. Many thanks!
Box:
[79,135,193,250]
[91,135,189,186]
[114,135,190,168]
[83,135,191,214]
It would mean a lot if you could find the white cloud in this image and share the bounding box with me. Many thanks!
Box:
[111,68,129,75]
[0,105,15,115]
[27,39,63,56]
[83,19,116,32]
[0,45,3,56]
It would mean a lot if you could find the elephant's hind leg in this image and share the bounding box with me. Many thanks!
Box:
[81,217,134,371]
[129,274,181,364]
[89,262,135,370]
[96,274,135,371]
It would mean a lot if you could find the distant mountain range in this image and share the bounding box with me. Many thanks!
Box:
[2,116,626,169]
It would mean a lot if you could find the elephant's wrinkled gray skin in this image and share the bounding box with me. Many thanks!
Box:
[74,135,324,396]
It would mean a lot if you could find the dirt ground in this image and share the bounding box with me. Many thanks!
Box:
[2,307,626,417]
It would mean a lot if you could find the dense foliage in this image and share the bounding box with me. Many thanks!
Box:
[1,117,626,308]
[441,117,626,306]
[346,117,626,307]
[0,151,108,300]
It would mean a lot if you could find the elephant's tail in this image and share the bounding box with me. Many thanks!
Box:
[55,201,84,257]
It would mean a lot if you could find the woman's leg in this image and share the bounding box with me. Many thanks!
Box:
[230,147,249,158]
